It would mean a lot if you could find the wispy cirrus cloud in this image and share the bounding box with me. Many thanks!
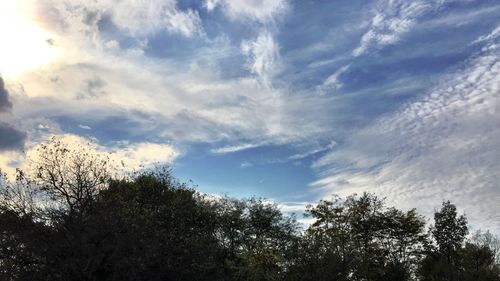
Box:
[241,31,281,86]
[211,143,263,154]
[317,64,351,94]
[353,0,455,56]
[204,0,288,24]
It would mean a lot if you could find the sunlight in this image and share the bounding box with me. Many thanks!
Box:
[0,2,59,79]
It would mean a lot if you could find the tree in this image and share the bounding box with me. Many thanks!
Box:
[432,201,468,259]
[289,193,428,281]
[29,137,112,218]
[380,208,427,281]
[1,139,499,281]
[460,242,500,281]
[419,201,486,281]
[471,230,500,264]
[288,196,354,281]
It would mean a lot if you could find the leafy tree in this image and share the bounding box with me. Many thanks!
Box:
[240,199,297,281]
[432,201,468,260]
[289,193,427,281]
[1,139,499,281]
[287,196,354,281]
[418,201,500,281]
[459,242,500,281]
[419,201,468,281]
[378,208,427,280]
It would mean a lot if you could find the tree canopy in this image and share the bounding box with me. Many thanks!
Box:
[0,139,499,280]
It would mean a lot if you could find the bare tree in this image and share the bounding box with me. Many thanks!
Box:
[0,169,38,217]
[29,137,112,217]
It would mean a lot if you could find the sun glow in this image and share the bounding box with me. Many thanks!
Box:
[0,2,60,79]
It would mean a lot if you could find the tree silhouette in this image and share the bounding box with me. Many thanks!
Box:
[0,139,499,281]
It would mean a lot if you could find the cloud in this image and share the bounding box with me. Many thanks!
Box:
[20,0,305,152]
[0,77,26,151]
[77,77,107,99]
[240,161,253,168]
[312,27,500,232]
[211,143,263,154]
[110,0,204,37]
[288,141,337,161]
[0,123,27,151]
[78,124,91,130]
[472,25,500,45]
[206,0,288,89]
[111,141,180,169]
[317,64,351,94]
[353,0,453,56]
[0,77,12,111]
[205,0,288,23]
[0,150,24,177]
[25,134,179,172]
[39,0,203,38]
[241,31,280,85]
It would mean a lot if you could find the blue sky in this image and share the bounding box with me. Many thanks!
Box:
[0,0,499,229]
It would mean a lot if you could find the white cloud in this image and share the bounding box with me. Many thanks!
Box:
[2,0,308,153]
[240,161,253,168]
[25,134,180,173]
[317,64,351,94]
[0,0,300,151]
[420,4,500,30]
[0,151,24,177]
[211,143,263,154]
[278,201,310,213]
[204,0,288,23]
[111,141,180,169]
[472,25,500,45]
[353,0,455,56]
[241,31,280,85]
[313,27,500,232]
[110,0,204,37]
[78,124,91,130]
[204,0,220,11]
[288,141,337,161]
[205,0,288,89]
[39,0,203,38]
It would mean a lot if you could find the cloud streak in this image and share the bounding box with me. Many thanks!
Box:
[241,31,280,86]
[353,0,453,56]
[205,0,288,24]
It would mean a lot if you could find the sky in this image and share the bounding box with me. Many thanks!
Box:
[0,0,499,230]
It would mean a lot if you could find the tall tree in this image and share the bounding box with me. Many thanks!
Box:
[420,201,468,281]
[432,201,468,260]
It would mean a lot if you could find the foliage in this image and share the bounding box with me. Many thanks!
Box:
[0,140,499,280]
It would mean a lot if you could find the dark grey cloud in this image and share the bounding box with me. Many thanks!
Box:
[77,78,107,99]
[0,77,12,112]
[0,123,26,151]
[0,77,26,151]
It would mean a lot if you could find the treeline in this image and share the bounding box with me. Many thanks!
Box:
[0,140,499,281]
